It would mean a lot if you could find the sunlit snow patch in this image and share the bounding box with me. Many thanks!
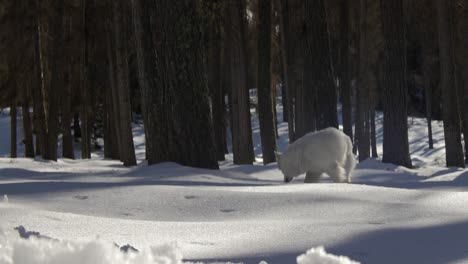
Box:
[0,231,182,264]
[297,247,360,264]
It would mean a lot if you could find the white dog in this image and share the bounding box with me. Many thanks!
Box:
[277,127,355,183]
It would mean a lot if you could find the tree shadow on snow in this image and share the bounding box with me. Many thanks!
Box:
[329,219,468,264]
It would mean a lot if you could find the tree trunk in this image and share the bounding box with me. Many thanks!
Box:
[39,0,64,161]
[356,0,370,162]
[304,0,338,130]
[279,0,295,141]
[301,52,317,135]
[257,0,277,164]
[32,39,45,157]
[22,101,35,158]
[10,104,17,158]
[436,0,464,167]
[207,3,226,161]
[131,0,219,169]
[380,0,412,168]
[340,0,353,142]
[423,58,434,150]
[226,0,255,164]
[80,0,92,159]
[370,109,378,158]
[107,0,137,166]
[61,13,74,160]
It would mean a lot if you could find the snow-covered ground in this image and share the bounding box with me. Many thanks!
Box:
[1,108,468,264]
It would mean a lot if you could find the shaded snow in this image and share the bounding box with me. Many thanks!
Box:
[1,108,468,263]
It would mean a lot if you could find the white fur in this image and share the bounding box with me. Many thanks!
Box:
[277,127,355,183]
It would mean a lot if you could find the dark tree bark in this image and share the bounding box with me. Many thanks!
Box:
[39,0,64,161]
[257,0,277,164]
[340,0,353,141]
[103,91,120,160]
[73,113,81,141]
[461,1,468,163]
[80,0,92,159]
[301,52,317,135]
[304,0,338,130]
[226,0,255,164]
[106,0,137,166]
[207,2,226,162]
[356,0,370,162]
[370,109,378,158]
[436,0,464,167]
[32,18,46,157]
[61,12,74,160]
[22,101,35,158]
[131,0,219,169]
[423,57,434,150]
[221,21,233,155]
[10,104,17,158]
[279,0,295,141]
[380,0,412,168]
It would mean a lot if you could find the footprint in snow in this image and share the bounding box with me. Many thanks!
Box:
[74,195,88,200]
[220,209,236,213]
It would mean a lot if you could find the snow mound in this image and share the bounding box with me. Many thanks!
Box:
[297,247,360,264]
[0,234,182,264]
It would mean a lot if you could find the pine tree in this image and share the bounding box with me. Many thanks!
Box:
[436,0,464,167]
[225,0,255,164]
[131,0,219,169]
[304,0,338,130]
[257,0,277,164]
[380,0,412,168]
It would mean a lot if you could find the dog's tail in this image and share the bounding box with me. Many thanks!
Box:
[343,135,356,183]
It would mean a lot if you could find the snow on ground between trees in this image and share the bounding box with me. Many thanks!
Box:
[1,111,468,263]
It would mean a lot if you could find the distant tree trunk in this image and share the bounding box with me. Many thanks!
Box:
[423,58,434,150]
[61,14,74,160]
[226,0,255,164]
[80,0,92,159]
[340,0,353,141]
[279,0,295,141]
[73,113,81,141]
[22,101,35,158]
[131,0,219,169]
[221,24,232,155]
[454,0,468,163]
[257,0,277,164]
[61,82,74,159]
[304,0,338,130]
[356,0,370,162]
[207,3,226,162]
[436,0,464,167]
[10,104,17,158]
[39,0,63,161]
[280,71,288,123]
[103,92,119,160]
[380,0,412,168]
[32,41,45,157]
[370,109,378,158]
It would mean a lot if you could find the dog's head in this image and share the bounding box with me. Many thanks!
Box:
[276,152,295,183]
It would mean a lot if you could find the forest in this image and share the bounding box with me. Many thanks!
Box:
[2,1,468,264]
[0,0,467,171]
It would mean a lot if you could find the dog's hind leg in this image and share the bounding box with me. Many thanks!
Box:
[304,171,322,183]
[327,162,347,183]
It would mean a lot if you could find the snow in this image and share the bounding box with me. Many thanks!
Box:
[1,108,468,263]
[297,247,359,264]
